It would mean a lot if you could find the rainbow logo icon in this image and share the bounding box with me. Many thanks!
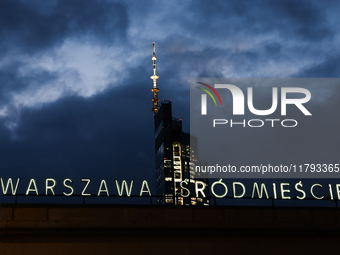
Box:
[196,82,222,106]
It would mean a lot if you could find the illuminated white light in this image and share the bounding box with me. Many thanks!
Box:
[26,179,39,195]
[115,180,133,197]
[180,179,190,197]
[251,182,269,199]
[81,179,91,196]
[173,142,183,205]
[273,183,277,199]
[63,179,74,196]
[45,178,57,195]
[195,181,206,198]
[139,180,151,196]
[0,178,20,195]
[336,184,340,200]
[280,183,291,199]
[329,184,334,200]
[211,179,228,198]
[233,182,246,198]
[295,181,306,200]
[310,183,324,200]
[97,179,110,196]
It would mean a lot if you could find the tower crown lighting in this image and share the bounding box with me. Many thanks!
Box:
[151,42,159,113]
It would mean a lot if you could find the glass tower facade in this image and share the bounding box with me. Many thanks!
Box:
[154,100,209,205]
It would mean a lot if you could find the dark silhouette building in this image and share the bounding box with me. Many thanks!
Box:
[154,100,209,205]
[150,43,209,205]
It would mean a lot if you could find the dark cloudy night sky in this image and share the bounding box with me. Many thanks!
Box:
[0,0,340,201]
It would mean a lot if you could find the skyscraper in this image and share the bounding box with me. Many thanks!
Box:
[150,43,209,205]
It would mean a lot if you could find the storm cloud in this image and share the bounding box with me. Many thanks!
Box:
[0,0,339,201]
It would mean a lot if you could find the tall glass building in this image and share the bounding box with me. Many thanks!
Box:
[150,43,208,205]
[154,100,209,205]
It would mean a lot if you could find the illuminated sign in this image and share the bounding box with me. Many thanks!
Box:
[1,178,338,201]
[0,178,151,197]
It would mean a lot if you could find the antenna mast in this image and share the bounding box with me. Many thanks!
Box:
[151,42,159,113]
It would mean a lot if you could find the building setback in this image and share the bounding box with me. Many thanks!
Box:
[154,100,209,205]
[150,43,208,205]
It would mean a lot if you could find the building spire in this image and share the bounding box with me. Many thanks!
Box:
[151,42,159,113]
